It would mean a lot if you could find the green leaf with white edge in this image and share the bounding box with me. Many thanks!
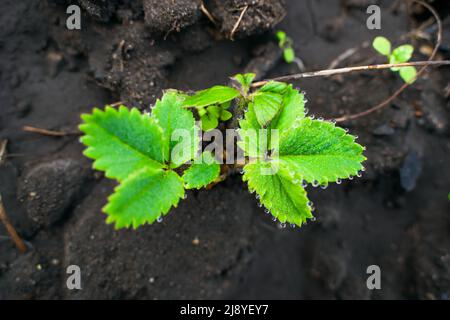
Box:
[79,106,166,181]
[283,47,295,63]
[104,167,184,229]
[372,36,391,56]
[276,117,366,185]
[252,91,283,127]
[399,66,417,84]
[232,73,255,94]
[238,102,268,157]
[269,85,305,132]
[152,91,198,168]
[238,85,305,156]
[259,81,289,94]
[200,113,219,131]
[181,85,240,108]
[243,161,313,226]
[182,152,221,189]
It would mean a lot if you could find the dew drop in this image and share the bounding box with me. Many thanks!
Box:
[309,115,315,120]
[344,128,349,133]
[302,180,308,187]
[354,135,359,139]
[348,175,354,180]
[304,107,309,114]
[361,166,366,172]
[264,209,270,215]
[320,183,328,189]
[290,224,296,229]
[157,216,163,223]
[318,117,324,121]
[336,178,342,184]
[307,201,313,207]
[255,194,260,200]
[239,169,245,174]
[312,180,319,187]
[301,90,306,95]
[279,223,286,229]
[272,216,277,222]
[311,217,317,222]
[258,202,263,208]
[304,98,309,103]
[331,119,337,124]
[356,171,362,177]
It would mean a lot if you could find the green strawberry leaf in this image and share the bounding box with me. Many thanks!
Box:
[79,106,166,181]
[200,113,219,131]
[238,86,305,156]
[181,85,240,108]
[243,161,313,226]
[238,102,267,157]
[399,66,417,84]
[182,152,221,189]
[276,118,366,185]
[232,73,256,95]
[269,85,305,132]
[259,81,289,94]
[152,91,198,168]
[104,167,184,229]
[372,36,391,56]
[220,110,233,121]
[207,105,221,118]
[252,91,283,127]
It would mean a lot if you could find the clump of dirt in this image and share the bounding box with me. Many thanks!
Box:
[205,0,286,38]
[143,0,201,33]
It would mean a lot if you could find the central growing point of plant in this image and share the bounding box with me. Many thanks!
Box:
[79,74,366,229]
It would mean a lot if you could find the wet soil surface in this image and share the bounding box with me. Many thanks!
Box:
[0,0,449,299]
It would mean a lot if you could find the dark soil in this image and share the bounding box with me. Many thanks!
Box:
[0,0,449,300]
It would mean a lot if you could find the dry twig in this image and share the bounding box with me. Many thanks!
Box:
[0,194,27,253]
[22,126,80,137]
[230,5,249,40]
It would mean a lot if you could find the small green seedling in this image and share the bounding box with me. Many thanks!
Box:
[276,30,296,64]
[372,36,417,84]
[79,74,366,229]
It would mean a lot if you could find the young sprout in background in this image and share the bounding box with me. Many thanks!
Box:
[372,36,417,84]
[276,30,295,64]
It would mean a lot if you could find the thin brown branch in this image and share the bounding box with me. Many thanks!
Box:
[252,60,449,87]
[109,101,124,107]
[22,126,80,137]
[0,194,27,253]
[230,5,249,40]
[200,2,217,25]
[0,139,7,166]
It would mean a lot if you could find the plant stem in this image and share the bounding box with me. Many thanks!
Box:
[0,194,27,253]
[251,60,449,87]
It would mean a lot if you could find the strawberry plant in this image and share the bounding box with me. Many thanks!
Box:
[372,36,417,84]
[79,74,366,229]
